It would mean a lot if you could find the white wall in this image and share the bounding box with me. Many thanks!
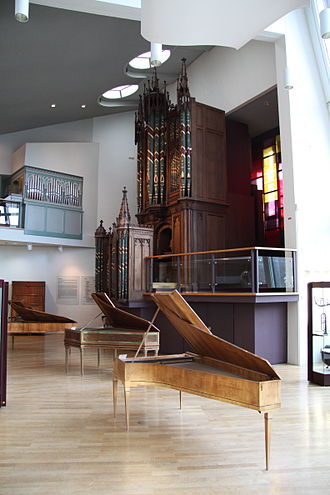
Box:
[93,111,137,226]
[185,40,276,112]
[0,245,101,327]
[0,119,94,174]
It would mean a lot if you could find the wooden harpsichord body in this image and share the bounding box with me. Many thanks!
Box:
[8,301,76,348]
[64,292,160,374]
[114,352,280,413]
[65,327,159,354]
[112,290,281,470]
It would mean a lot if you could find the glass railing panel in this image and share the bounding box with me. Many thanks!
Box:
[180,254,213,292]
[257,251,294,292]
[147,248,296,294]
[151,257,179,291]
[214,254,252,292]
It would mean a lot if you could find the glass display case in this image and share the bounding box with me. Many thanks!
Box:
[147,247,297,294]
[308,282,330,385]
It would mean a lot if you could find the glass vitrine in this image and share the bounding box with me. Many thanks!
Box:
[308,282,330,385]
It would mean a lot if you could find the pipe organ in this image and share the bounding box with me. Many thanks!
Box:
[95,188,153,302]
[136,60,228,254]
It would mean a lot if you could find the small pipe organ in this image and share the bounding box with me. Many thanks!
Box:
[95,188,153,302]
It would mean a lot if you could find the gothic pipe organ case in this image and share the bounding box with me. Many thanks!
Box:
[95,188,153,302]
[135,61,228,254]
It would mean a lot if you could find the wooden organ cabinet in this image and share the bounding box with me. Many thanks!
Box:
[135,60,228,254]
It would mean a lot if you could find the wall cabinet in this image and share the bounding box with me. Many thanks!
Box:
[11,281,45,320]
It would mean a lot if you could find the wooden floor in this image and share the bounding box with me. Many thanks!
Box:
[1,335,330,495]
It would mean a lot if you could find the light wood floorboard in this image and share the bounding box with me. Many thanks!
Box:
[1,335,330,495]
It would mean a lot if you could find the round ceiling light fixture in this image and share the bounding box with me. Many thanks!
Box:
[101,84,139,99]
[128,49,171,70]
[98,84,139,107]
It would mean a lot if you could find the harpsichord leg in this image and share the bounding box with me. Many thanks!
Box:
[264,412,272,471]
[65,346,69,374]
[80,348,84,376]
[113,378,118,419]
[179,390,183,410]
[124,387,130,432]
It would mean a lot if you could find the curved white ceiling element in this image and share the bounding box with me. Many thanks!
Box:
[141,0,309,50]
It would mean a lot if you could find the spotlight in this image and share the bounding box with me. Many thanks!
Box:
[58,245,63,253]
[15,0,29,23]
[320,8,330,39]
[284,67,293,90]
[27,244,33,251]
[150,42,162,67]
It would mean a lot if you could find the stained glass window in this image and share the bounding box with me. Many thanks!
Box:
[251,132,284,247]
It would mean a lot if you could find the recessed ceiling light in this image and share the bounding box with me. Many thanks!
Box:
[129,49,171,70]
[81,104,87,109]
[102,84,139,100]
[50,104,56,108]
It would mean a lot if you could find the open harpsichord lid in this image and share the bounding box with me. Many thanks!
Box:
[91,292,159,331]
[151,291,280,379]
[9,301,76,323]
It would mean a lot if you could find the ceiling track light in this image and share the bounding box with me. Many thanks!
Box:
[15,0,29,23]
[320,8,330,40]
[150,42,162,67]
